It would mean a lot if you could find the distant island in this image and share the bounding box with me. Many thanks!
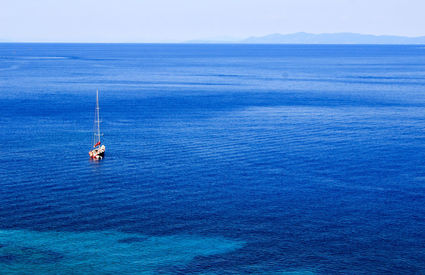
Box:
[186,32,425,44]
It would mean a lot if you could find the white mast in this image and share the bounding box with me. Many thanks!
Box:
[96,89,101,145]
[93,89,101,147]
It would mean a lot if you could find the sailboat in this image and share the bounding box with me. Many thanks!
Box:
[89,89,105,159]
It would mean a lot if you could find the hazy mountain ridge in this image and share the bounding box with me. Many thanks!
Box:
[187,32,425,44]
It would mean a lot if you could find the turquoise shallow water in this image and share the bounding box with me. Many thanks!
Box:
[0,229,243,274]
[1,44,425,274]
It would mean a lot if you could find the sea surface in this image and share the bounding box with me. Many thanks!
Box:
[1,43,425,274]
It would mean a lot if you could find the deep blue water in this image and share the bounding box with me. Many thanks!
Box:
[1,43,425,274]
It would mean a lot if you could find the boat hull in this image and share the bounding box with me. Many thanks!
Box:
[89,145,106,159]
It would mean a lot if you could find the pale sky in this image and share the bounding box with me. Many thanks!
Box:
[1,0,425,42]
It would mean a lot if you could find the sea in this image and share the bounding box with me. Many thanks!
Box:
[1,43,425,274]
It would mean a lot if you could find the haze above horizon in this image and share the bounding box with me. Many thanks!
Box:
[1,0,425,43]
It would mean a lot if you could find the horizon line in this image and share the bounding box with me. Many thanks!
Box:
[2,32,425,44]
[2,42,425,46]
